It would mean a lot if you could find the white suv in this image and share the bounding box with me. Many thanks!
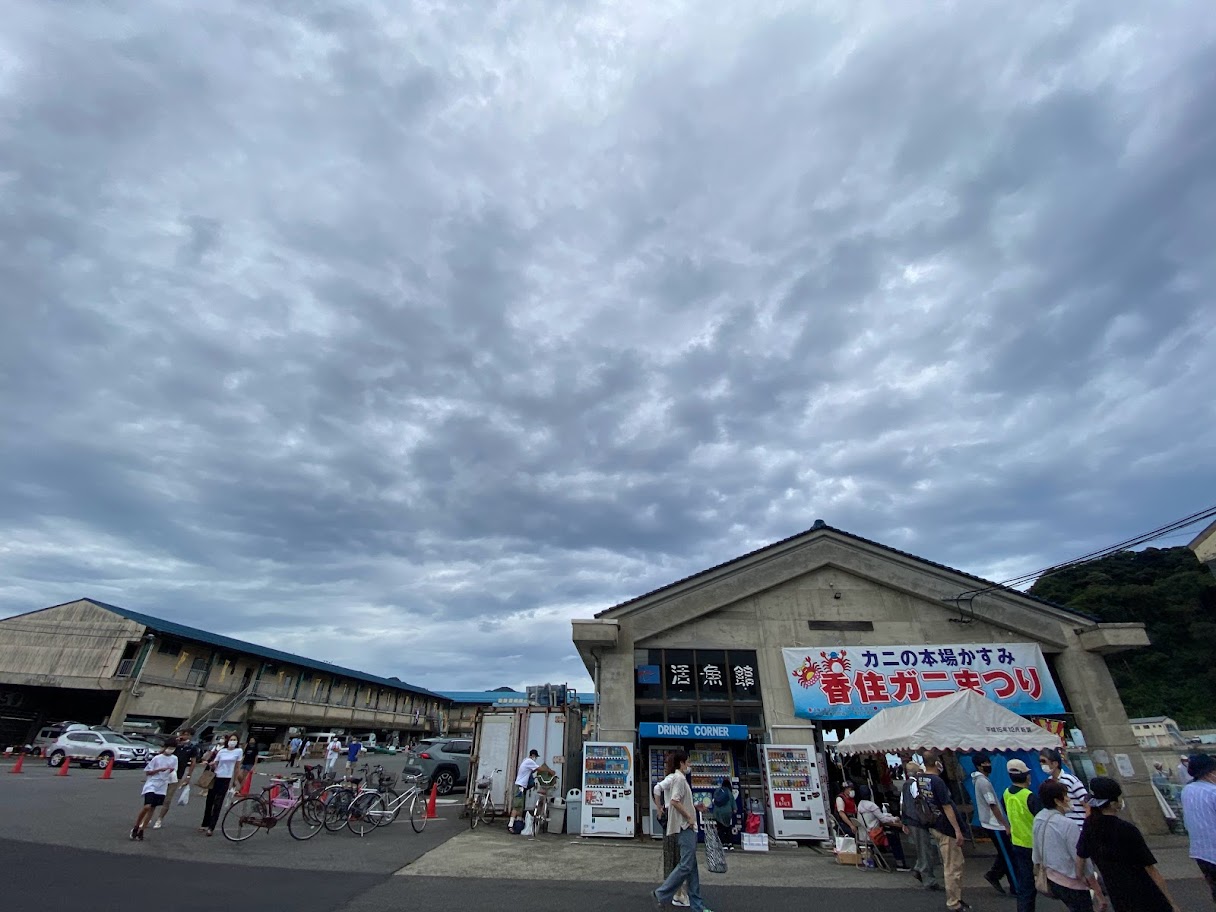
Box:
[46,730,149,769]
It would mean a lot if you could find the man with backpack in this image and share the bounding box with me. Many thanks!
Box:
[916,751,971,912]
[901,760,941,891]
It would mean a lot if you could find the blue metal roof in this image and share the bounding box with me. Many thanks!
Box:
[438,689,597,706]
[74,598,447,701]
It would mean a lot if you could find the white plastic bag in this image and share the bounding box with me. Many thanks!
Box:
[834,836,857,854]
[176,784,191,806]
[521,810,535,837]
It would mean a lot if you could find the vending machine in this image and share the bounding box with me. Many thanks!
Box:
[688,748,736,808]
[760,744,829,841]
[647,744,678,838]
[581,742,634,837]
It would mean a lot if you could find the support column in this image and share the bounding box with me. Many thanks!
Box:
[595,647,636,743]
[1053,646,1165,834]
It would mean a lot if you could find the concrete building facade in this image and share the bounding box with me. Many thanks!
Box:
[1190,518,1216,578]
[0,599,449,748]
[572,522,1165,835]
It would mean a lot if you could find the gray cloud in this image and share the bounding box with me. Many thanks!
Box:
[2,0,1215,691]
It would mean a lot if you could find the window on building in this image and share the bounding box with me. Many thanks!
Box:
[157,640,182,657]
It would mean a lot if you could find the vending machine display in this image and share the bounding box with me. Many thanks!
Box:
[688,749,736,808]
[581,742,634,837]
[761,744,828,841]
[647,744,678,838]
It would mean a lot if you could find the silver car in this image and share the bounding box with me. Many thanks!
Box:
[46,730,149,769]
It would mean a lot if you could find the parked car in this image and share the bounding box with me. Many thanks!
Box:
[45,730,149,769]
[402,737,471,795]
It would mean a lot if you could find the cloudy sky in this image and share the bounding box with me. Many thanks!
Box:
[2,1,1214,694]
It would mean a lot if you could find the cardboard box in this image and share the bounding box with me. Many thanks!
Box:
[836,851,860,865]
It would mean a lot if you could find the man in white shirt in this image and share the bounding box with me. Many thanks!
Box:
[324,737,342,776]
[971,753,1013,895]
[652,751,713,912]
[509,749,541,833]
[131,743,179,841]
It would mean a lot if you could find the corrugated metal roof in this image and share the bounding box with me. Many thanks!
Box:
[72,598,447,701]
[595,520,1098,621]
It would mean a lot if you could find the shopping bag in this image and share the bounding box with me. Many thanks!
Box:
[834,836,857,855]
[521,811,534,837]
[744,812,761,834]
[1034,864,1053,897]
[175,784,191,806]
[704,825,728,874]
[867,825,888,847]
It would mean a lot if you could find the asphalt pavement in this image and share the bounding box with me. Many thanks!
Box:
[5,757,1211,911]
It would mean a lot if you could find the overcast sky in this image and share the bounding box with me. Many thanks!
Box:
[2,1,1214,695]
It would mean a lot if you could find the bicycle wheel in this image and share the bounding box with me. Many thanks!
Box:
[469,796,482,830]
[409,789,429,833]
[347,792,386,837]
[287,797,325,841]
[221,797,266,842]
[323,787,356,832]
[375,788,400,826]
[534,797,549,835]
[482,798,497,826]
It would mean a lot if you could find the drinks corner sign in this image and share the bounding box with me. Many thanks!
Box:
[782,642,1064,719]
[638,722,750,740]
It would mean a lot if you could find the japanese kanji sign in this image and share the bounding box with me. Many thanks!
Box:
[782,643,1064,719]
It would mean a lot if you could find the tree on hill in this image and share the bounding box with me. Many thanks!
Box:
[1029,546,1216,728]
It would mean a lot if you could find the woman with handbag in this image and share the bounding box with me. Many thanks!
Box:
[199,736,244,836]
[1032,779,1105,912]
[652,752,690,908]
[855,783,909,870]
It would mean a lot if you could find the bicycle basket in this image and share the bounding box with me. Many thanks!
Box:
[379,772,398,789]
[475,777,493,791]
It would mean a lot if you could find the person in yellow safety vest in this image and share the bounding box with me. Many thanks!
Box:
[1003,759,1043,912]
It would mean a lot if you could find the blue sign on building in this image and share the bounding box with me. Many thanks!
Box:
[638,722,749,740]
[636,665,660,685]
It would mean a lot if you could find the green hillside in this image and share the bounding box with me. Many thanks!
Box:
[1029,546,1216,728]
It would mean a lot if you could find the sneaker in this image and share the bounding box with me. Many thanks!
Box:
[984,871,1007,894]
[129,827,139,841]
[136,829,145,841]
[895,865,909,871]
[948,904,972,912]
[672,899,690,908]
[152,820,163,830]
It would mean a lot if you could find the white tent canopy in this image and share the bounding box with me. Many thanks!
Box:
[834,688,1062,755]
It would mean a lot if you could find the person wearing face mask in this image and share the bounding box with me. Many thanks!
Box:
[199,735,244,836]
[971,752,1014,895]
[834,781,860,838]
[1076,777,1181,912]
[130,741,180,841]
[1003,759,1042,912]
[916,751,970,912]
[1038,748,1088,829]
[1032,779,1106,912]
[153,727,199,829]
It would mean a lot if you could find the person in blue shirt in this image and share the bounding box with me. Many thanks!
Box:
[1181,753,1216,904]
[345,736,363,776]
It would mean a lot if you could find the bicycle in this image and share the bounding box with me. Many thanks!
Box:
[221,775,323,841]
[531,777,557,836]
[468,769,502,829]
[345,772,430,835]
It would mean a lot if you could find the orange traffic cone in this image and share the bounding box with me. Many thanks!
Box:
[239,761,254,796]
[57,756,70,776]
[425,782,439,819]
[9,753,24,774]
[99,756,115,779]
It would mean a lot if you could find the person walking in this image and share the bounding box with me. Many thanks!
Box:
[652,751,713,912]
[855,783,909,870]
[916,750,971,912]
[509,748,541,833]
[902,760,942,892]
[324,736,342,777]
[653,752,691,907]
[345,735,363,776]
[233,736,258,793]
[1180,752,1216,904]
[1032,778,1105,912]
[1077,776,1181,912]
[1039,748,1088,828]
[288,735,303,768]
[972,752,1014,895]
[1004,758,1042,912]
[131,741,179,841]
[153,728,199,829]
[199,735,243,837]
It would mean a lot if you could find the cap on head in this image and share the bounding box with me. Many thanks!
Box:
[1006,759,1030,775]
[529,749,539,758]
[1088,776,1122,808]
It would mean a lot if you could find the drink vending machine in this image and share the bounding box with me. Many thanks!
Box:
[580,742,634,837]
[760,744,829,841]
[647,746,738,837]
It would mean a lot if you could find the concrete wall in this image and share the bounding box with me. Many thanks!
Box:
[0,601,143,687]
[580,530,1165,834]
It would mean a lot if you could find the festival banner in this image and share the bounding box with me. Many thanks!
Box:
[783,642,1064,720]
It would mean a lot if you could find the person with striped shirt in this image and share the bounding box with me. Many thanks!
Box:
[1039,748,1088,828]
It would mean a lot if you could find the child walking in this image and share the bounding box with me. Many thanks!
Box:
[132,742,179,840]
